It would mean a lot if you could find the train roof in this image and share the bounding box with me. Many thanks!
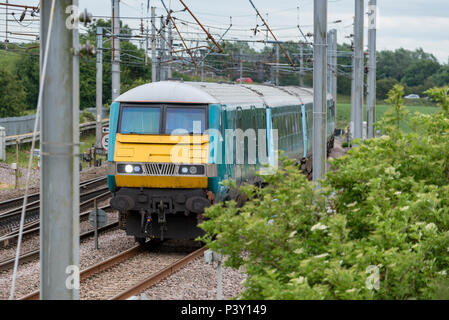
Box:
[116,81,330,108]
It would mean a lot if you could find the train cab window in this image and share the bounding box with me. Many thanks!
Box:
[165,107,206,134]
[120,106,160,134]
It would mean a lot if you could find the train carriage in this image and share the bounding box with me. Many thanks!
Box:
[107,81,335,243]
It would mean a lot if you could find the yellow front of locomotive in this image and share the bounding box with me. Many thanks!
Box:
[109,103,215,242]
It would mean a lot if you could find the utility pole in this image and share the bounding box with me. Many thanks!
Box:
[151,6,156,82]
[327,31,332,96]
[367,0,377,138]
[312,0,327,183]
[111,0,120,100]
[239,49,243,84]
[201,49,205,82]
[330,29,338,119]
[145,25,149,66]
[5,0,8,49]
[333,29,338,124]
[353,0,364,140]
[299,42,304,86]
[351,49,355,139]
[159,15,166,81]
[275,44,279,86]
[96,27,103,150]
[40,0,79,299]
[167,19,173,79]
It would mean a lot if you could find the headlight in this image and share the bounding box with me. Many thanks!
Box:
[189,166,197,174]
[178,165,205,175]
[117,164,143,174]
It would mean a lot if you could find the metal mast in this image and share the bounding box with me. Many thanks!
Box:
[159,15,166,81]
[151,6,156,82]
[275,44,280,86]
[96,27,103,150]
[167,19,173,79]
[299,42,304,86]
[111,0,120,100]
[353,0,364,140]
[367,0,377,138]
[40,0,79,300]
[330,29,338,119]
[312,0,327,183]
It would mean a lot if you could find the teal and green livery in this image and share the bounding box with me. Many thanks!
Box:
[107,81,335,243]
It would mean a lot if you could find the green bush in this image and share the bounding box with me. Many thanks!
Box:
[200,110,449,300]
[80,110,95,123]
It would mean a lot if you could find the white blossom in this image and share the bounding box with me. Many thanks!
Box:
[311,223,328,231]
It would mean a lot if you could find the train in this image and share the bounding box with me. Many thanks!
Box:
[107,81,336,244]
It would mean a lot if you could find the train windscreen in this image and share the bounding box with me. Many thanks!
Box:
[120,106,161,134]
[165,107,206,134]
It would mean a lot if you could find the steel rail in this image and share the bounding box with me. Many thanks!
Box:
[0,177,109,236]
[110,246,207,300]
[0,176,107,213]
[0,217,118,272]
[0,186,109,223]
[0,200,112,244]
[18,246,206,300]
[19,244,143,300]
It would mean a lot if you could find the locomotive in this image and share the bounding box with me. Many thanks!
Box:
[107,81,335,244]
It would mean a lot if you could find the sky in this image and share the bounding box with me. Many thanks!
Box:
[2,1,449,63]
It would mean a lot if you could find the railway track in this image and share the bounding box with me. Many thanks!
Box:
[0,176,107,213]
[19,245,207,300]
[0,176,109,238]
[0,207,119,272]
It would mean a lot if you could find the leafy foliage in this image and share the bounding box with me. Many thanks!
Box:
[382,84,409,130]
[425,86,449,115]
[80,110,96,123]
[0,67,27,117]
[200,87,449,299]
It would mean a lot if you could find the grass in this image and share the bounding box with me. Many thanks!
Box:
[336,98,440,132]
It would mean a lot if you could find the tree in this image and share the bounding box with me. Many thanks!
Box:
[376,78,399,100]
[402,59,441,87]
[0,67,27,117]
[377,48,439,82]
[430,65,449,87]
[14,46,39,110]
